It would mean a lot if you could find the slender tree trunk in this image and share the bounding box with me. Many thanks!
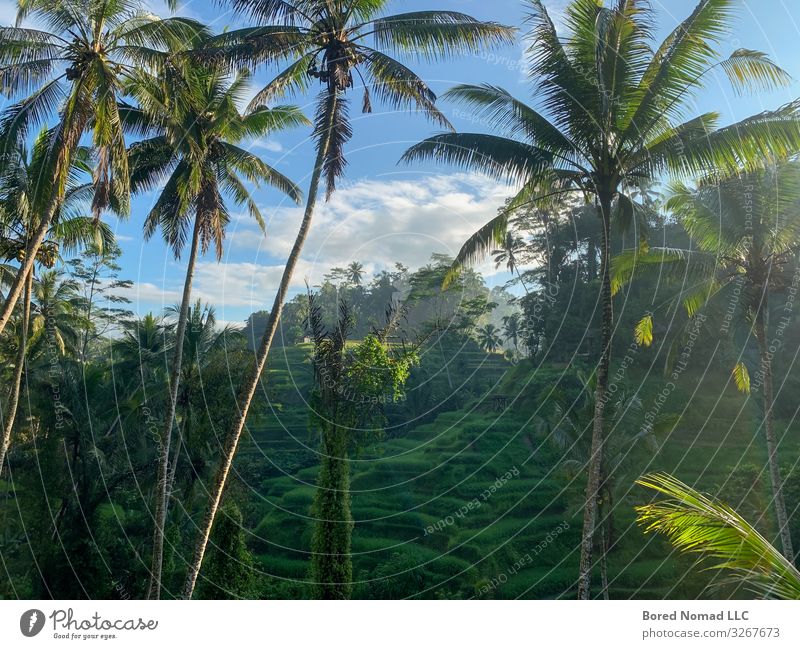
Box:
[166,427,183,503]
[311,422,352,599]
[0,270,32,474]
[599,516,609,600]
[52,434,80,540]
[514,267,530,295]
[599,481,614,600]
[754,300,794,561]
[181,93,339,599]
[148,215,202,600]
[587,236,598,282]
[577,193,613,599]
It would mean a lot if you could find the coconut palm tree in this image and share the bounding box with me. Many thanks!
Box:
[27,269,88,357]
[402,0,800,598]
[637,473,800,599]
[180,0,515,598]
[0,0,206,336]
[476,323,503,353]
[492,232,525,271]
[543,371,667,598]
[502,312,522,352]
[493,231,531,295]
[613,163,800,561]
[0,129,112,473]
[125,62,306,598]
[346,261,364,285]
[111,312,171,398]
[163,300,243,500]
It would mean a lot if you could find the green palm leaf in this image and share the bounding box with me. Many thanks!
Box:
[637,472,800,599]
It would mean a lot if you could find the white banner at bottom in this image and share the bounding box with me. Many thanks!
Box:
[0,600,798,648]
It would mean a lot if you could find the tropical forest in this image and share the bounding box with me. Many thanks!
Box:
[2,0,800,601]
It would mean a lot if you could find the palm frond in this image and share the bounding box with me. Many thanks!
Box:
[246,53,316,110]
[442,83,580,156]
[623,0,738,140]
[647,99,800,179]
[610,245,718,296]
[718,48,793,96]
[401,133,554,185]
[634,313,653,347]
[366,11,515,61]
[732,361,751,394]
[316,90,352,200]
[359,47,450,128]
[636,472,800,599]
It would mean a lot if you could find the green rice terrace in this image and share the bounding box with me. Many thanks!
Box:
[234,341,800,599]
[3,0,800,603]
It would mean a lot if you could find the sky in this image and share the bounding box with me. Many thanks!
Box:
[4,0,800,327]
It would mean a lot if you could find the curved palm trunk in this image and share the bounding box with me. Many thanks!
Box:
[578,194,613,600]
[181,93,339,600]
[148,215,202,600]
[0,270,32,474]
[0,220,51,337]
[754,300,794,561]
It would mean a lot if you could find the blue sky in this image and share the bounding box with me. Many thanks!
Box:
[5,0,800,326]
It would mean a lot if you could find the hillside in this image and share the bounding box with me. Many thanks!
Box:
[232,344,800,599]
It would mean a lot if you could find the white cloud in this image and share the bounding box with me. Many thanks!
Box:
[192,259,318,310]
[228,172,513,279]
[132,173,515,315]
[117,281,182,308]
[249,138,284,153]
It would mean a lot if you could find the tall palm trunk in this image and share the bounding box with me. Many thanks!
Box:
[166,427,183,501]
[181,92,339,599]
[599,520,609,600]
[754,299,794,561]
[0,116,86,337]
[578,194,613,599]
[598,481,614,600]
[311,421,352,599]
[587,236,598,282]
[0,270,32,473]
[148,214,202,599]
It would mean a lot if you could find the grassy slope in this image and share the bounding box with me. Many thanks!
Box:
[236,344,799,599]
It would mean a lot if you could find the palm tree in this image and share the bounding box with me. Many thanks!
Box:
[0,129,112,473]
[402,0,800,598]
[163,300,242,500]
[492,232,525,274]
[637,473,800,599]
[27,269,88,357]
[492,231,530,295]
[180,0,515,599]
[0,0,206,336]
[613,164,800,561]
[543,371,665,598]
[502,312,522,352]
[476,323,503,353]
[347,261,365,285]
[125,62,306,599]
[112,312,171,397]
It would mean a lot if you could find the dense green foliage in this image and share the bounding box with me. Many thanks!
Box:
[2,0,800,601]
